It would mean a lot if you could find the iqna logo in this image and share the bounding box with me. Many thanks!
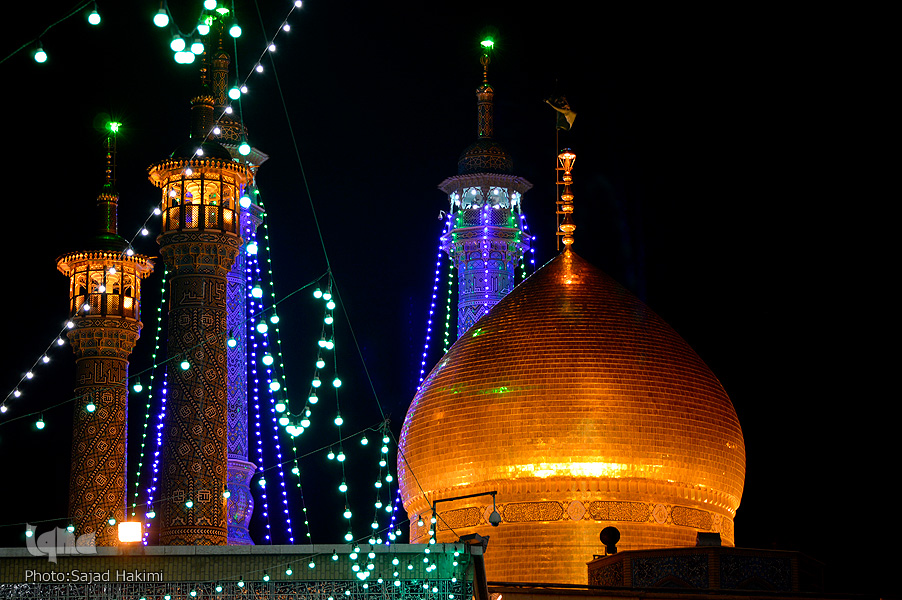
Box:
[25,525,97,563]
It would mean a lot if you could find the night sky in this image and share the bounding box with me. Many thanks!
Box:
[1,2,891,597]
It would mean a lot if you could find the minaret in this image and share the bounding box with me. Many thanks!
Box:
[206,40,268,545]
[439,42,532,338]
[149,80,253,544]
[57,127,153,545]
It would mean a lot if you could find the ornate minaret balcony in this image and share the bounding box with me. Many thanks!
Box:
[56,131,153,546]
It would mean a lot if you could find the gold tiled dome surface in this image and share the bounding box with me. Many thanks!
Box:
[399,250,745,584]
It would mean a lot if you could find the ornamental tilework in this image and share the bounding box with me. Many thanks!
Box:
[158,231,239,545]
[720,554,792,591]
[632,553,708,588]
[67,320,141,547]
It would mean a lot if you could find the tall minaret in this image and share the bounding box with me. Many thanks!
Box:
[206,40,268,545]
[149,81,253,544]
[439,41,532,338]
[57,127,153,545]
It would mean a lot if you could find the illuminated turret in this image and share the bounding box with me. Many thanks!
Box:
[149,85,253,544]
[439,40,532,338]
[56,126,153,545]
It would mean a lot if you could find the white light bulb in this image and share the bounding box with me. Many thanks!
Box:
[268,43,276,52]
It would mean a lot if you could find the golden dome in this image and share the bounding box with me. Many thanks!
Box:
[399,250,745,584]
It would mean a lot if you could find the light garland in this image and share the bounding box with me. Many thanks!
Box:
[416,213,453,388]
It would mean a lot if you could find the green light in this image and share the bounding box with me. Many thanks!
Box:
[180,360,190,370]
[481,38,494,49]
[229,23,242,38]
[108,122,121,133]
[170,36,186,52]
[88,8,101,25]
[204,0,217,9]
[33,46,47,63]
[472,327,483,337]
[238,141,251,155]
[153,9,170,28]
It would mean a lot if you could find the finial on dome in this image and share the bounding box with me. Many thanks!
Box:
[557,148,577,249]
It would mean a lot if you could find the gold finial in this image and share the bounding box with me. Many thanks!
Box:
[557,149,576,248]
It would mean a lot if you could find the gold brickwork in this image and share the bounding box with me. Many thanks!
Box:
[400,250,745,584]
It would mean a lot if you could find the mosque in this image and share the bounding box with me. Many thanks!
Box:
[0,20,860,600]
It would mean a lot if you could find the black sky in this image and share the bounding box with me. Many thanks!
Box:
[0,1,891,596]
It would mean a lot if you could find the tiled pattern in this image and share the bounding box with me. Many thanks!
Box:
[400,250,745,584]
[632,553,708,588]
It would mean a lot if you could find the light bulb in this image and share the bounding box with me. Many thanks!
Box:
[308,393,318,404]
[339,482,348,493]
[360,436,368,446]
[278,416,289,426]
[229,23,242,38]
[239,195,251,208]
[190,40,204,55]
[255,64,263,73]
[228,87,241,100]
[256,322,268,333]
[180,360,190,370]
[316,358,325,369]
[170,36,186,52]
[326,300,336,310]
[275,402,286,413]
[337,452,345,462]
[268,43,276,52]
[262,354,274,366]
[251,286,263,298]
[87,8,101,25]
[35,417,45,430]
[246,241,258,254]
[312,377,322,388]
[197,23,210,35]
[154,9,170,27]
[239,142,251,156]
[334,414,343,426]
[86,402,96,413]
[204,0,217,9]
[185,500,193,509]
[332,378,342,388]
[42,355,50,364]
[270,314,280,324]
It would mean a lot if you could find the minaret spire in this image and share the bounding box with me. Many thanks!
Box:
[476,40,494,139]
